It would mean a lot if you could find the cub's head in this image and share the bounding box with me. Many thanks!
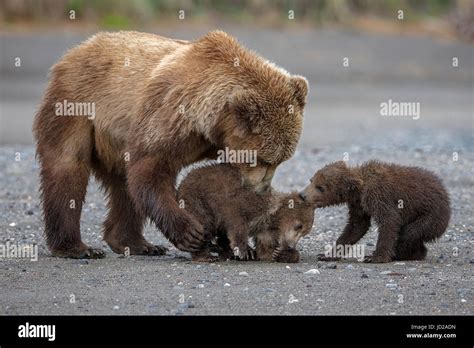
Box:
[300,161,362,208]
[256,193,315,263]
[220,75,308,193]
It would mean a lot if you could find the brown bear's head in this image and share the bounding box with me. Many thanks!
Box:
[300,161,363,208]
[221,76,308,193]
[192,31,308,193]
[256,192,315,263]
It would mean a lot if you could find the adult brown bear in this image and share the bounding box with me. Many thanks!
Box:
[33,30,308,258]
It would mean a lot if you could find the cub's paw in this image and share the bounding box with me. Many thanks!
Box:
[192,252,219,263]
[274,249,300,263]
[231,245,253,261]
[246,248,257,261]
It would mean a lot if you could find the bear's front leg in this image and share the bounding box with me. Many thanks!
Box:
[127,156,205,252]
[336,208,371,246]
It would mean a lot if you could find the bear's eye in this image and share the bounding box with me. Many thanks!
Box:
[295,223,303,231]
[316,186,325,193]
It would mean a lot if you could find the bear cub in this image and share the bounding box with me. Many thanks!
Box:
[178,164,315,263]
[300,160,450,263]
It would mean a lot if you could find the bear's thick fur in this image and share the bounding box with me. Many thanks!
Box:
[300,160,450,263]
[33,30,308,258]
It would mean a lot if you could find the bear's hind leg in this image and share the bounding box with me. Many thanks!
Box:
[40,160,104,259]
[394,216,433,261]
[394,238,427,261]
[101,175,167,256]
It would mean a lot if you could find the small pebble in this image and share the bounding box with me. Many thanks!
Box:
[9,222,16,227]
[113,305,119,310]
[73,260,89,265]
[386,283,397,290]
[239,271,249,276]
[304,269,320,275]
[224,283,231,287]
[345,264,354,270]
[361,273,369,279]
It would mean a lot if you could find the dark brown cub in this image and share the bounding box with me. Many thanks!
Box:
[178,164,315,263]
[300,160,450,263]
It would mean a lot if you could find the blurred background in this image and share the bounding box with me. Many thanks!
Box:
[1,0,473,38]
[0,0,472,148]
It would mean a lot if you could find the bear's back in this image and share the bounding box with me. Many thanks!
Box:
[360,160,449,213]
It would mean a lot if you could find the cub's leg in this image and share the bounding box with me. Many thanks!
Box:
[226,221,253,260]
[100,173,167,256]
[394,215,434,261]
[336,207,371,245]
[394,238,427,261]
[368,211,401,263]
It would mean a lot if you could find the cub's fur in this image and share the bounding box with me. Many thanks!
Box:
[178,164,315,263]
[300,160,450,263]
[33,30,308,258]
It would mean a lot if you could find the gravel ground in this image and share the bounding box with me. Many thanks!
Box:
[0,129,472,315]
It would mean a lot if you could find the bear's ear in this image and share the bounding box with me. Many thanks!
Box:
[333,160,347,168]
[290,75,309,109]
[347,176,363,191]
[229,89,263,134]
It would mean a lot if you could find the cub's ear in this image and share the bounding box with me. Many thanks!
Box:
[290,75,309,109]
[228,89,262,134]
[333,160,347,168]
[347,176,363,191]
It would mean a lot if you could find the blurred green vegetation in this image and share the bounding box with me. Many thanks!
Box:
[1,0,472,40]
[1,0,459,23]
